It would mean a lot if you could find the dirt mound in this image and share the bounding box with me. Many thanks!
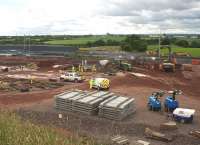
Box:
[0,56,76,70]
[0,77,64,93]
[111,73,171,90]
[110,70,200,98]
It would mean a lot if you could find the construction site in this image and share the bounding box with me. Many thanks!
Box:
[0,51,199,145]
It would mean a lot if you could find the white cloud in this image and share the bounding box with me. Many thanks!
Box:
[0,0,199,35]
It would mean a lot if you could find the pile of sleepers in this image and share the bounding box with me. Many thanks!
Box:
[71,91,114,115]
[54,90,83,111]
[55,90,114,115]
[55,90,136,120]
[99,95,135,120]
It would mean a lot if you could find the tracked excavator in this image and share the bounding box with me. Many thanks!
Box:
[160,45,176,72]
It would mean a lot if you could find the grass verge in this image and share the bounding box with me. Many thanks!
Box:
[0,111,101,145]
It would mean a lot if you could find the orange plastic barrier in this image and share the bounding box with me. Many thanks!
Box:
[192,59,200,65]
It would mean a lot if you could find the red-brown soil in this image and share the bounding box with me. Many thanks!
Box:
[0,56,200,145]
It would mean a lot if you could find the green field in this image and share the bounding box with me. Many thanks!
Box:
[0,35,199,57]
[0,111,99,145]
[46,35,126,45]
[148,45,200,57]
[80,45,200,57]
[79,46,121,51]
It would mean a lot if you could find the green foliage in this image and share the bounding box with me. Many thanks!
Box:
[93,39,106,46]
[146,38,158,45]
[190,40,200,48]
[175,40,189,47]
[121,43,132,52]
[85,39,122,47]
[121,35,147,52]
[0,35,199,57]
[161,36,171,45]
[0,111,101,145]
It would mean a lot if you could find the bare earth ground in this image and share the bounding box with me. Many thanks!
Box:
[0,56,200,145]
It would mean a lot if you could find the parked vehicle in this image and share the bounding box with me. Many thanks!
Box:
[173,108,195,123]
[161,61,175,72]
[89,77,110,90]
[119,62,132,71]
[60,72,84,83]
[114,59,132,71]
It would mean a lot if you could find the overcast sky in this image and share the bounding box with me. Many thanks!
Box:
[0,0,200,35]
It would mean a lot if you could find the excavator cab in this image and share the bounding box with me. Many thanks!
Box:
[161,60,175,72]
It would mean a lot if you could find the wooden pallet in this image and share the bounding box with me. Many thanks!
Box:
[145,128,173,142]
[111,135,129,145]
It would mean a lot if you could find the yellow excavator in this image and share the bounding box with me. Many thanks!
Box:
[160,45,176,72]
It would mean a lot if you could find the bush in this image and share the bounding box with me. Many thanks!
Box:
[161,37,171,45]
[175,40,189,47]
[93,39,105,46]
[190,41,200,48]
[121,44,132,52]
[121,35,147,52]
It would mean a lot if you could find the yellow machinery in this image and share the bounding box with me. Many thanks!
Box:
[77,64,96,73]
[160,61,175,72]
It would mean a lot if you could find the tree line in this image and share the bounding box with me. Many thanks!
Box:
[0,35,199,52]
[172,39,200,48]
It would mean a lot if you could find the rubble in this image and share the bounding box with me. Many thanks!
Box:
[135,140,150,145]
[49,78,58,82]
[0,81,9,90]
[144,128,173,142]
[160,121,177,130]
[0,78,64,93]
[182,64,193,71]
[189,130,200,139]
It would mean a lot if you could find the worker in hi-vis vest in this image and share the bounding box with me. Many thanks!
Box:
[72,65,75,72]
[89,78,94,89]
